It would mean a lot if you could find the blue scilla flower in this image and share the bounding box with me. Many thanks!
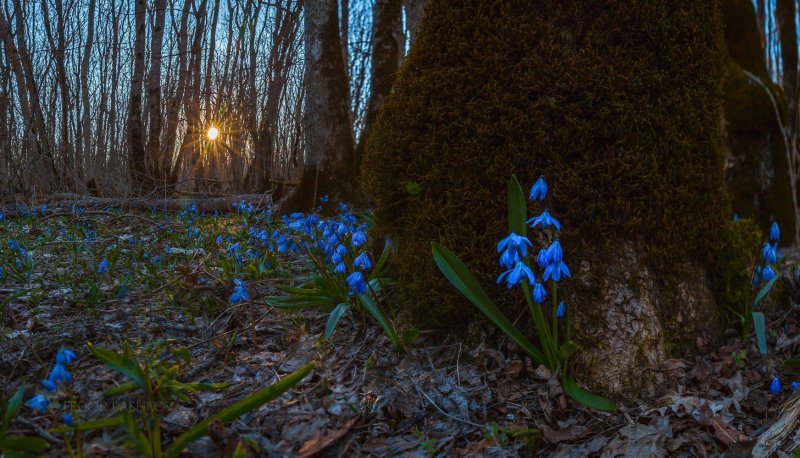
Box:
[536,248,548,269]
[528,210,561,231]
[346,271,368,295]
[733,213,739,222]
[545,240,563,264]
[98,259,110,274]
[771,222,780,242]
[500,248,521,270]
[331,252,343,265]
[556,300,566,318]
[771,376,782,394]
[56,348,76,365]
[529,177,548,202]
[48,364,73,384]
[352,230,367,247]
[792,381,800,391]
[354,252,372,271]
[497,262,536,289]
[26,394,48,413]
[532,281,547,304]
[336,244,349,257]
[320,195,329,203]
[62,414,75,427]
[497,233,532,269]
[229,279,249,304]
[334,262,347,275]
[753,266,762,287]
[762,242,777,264]
[543,260,571,282]
[216,235,224,245]
[42,380,57,392]
[762,265,776,283]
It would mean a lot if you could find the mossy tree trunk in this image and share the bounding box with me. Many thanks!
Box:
[286,0,356,213]
[355,0,403,166]
[364,0,755,394]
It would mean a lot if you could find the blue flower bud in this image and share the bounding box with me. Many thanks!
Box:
[556,300,566,318]
[771,376,782,394]
[770,222,780,242]
[532,282,547,304]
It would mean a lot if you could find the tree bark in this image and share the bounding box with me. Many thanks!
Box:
[355,0,402,167]
[286,0,356,212]
[146,0,167,182]
[128,0,147,189]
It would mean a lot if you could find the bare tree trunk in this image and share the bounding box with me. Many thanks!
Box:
[287,0,355,211]
[79,0,96,187]
[355,0,402,166]
[128,0,148,189]
[161,0,192,184]
[0,2,57,186]
[145,0,167,184]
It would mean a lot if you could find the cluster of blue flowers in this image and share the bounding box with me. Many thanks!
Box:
[496,177,571,309]
[8,239,29,269]
[754,222,780,287]
[278,208,372,296]
[26,348,77,426]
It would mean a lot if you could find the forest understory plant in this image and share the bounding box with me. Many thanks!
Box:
[432,176,616,412]
[738,220,782,355]
[265,204,407,351]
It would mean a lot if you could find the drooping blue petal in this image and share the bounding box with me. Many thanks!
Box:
[353,252,372,271]
[527,210,561,231]
[48,364,72,384]
[770,221,780,242]
[771,376,782,394]
[26,394,48,413]
[498,262,535,289]
[545,240,563,264]
[536,248,548,269]
[346,271,368,295]
[529,177,548,202]
[762,242,777,264]
[761,265,776,283]
[56,348,76,365]
[98,259,110,274]
[532,282,547,304]
[556,300,566,318]
[351,230,367,247]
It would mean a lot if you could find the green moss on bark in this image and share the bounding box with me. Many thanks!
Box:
[364,0,752,333]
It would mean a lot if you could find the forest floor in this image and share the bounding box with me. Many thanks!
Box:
[1,201,799,457]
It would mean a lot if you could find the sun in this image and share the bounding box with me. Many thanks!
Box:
[207,126,220,141]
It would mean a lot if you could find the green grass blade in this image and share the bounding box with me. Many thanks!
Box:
[3,386,25,431]
[165,363,314,458]
[87,342,144,386]
[0,435,50,453]
[356,293,402,350]
[562,375,616,413]
[431,242,546,365]
[51,415,126,433]
[325,303,350,339]
[753,274,779,307]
